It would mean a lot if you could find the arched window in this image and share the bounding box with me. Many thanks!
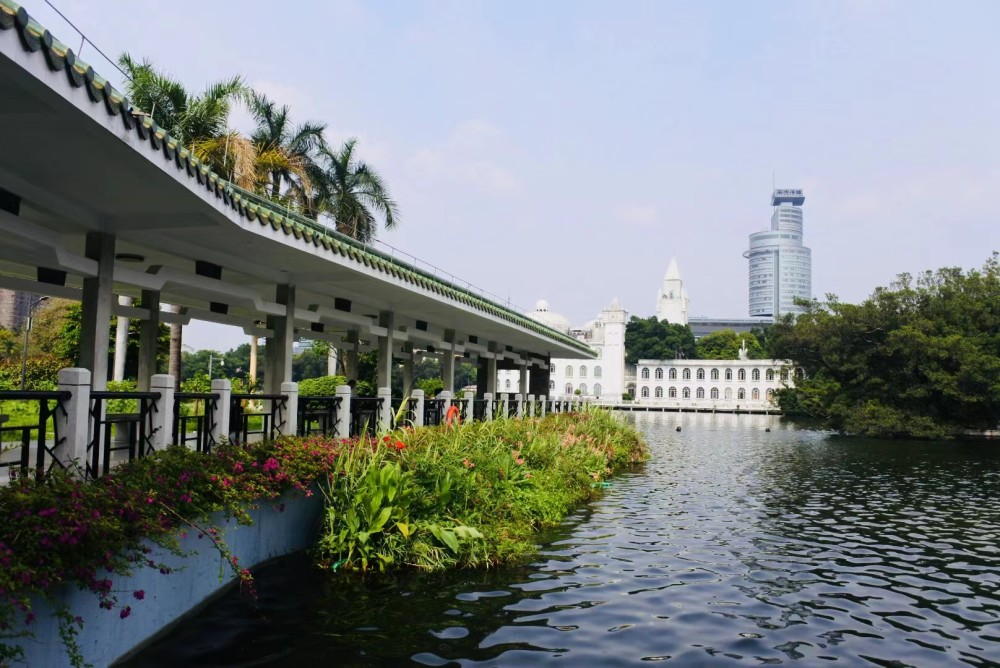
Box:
[594,383,602,397]
[565,365,573,378]
[752,388,760,400]
[680,368,689,380]
[668,386,677,398]
[780,369,789,381]
[725,369,733,381]
[580,366,587,378]
[505,379,511,389]
[682,387,691,399]
[766,369,775,381]
[655,386,663,398]
[766,389,774,400]
[641,386,649,398]
[738,388,746,400]
[565,383,573,394]
[549,380,555,390]
[594,366,602,379]
[711,368,719,380]
[641,367,650,379]
[696,387,705,399]
[738,368,746,381]
[669,368,677,380]
[655,368,664,380]
[710,387,719,399]
[795,368,805,380]
[579,383,588,395]
[697,368,705,380]
[725,388,732,400]
[752,369,760,381]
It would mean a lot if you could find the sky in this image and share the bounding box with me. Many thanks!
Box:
[26,0,1000,351]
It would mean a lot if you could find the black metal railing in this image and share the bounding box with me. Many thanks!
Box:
[298,395,342,437]
[87,391,160,480]
[173,392,219,452]
[0,391,70,480]
[472,399,488,421]
[350,397,381,438]
[229,394,287,445]
[424,398,445,427]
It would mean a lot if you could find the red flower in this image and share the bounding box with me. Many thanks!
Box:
[133,590,145,600]
[395,441,406,451]
[120,606,132,619]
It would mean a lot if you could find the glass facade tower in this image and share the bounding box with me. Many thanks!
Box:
[744,189,812,318]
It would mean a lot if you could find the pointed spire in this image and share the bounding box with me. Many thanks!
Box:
[664,257,681,281]
[607,296,622,311]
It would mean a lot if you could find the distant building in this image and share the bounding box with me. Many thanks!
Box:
[0,288,32,331]
[656,257,689,325]
[744,188,812,318]
[688,317,770,339]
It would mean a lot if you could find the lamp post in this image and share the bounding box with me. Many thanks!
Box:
[20,296,49,391]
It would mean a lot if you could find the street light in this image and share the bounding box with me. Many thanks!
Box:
[20,296,49,391]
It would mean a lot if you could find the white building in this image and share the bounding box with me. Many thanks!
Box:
[656,257,689,325]
[744,188,813,318]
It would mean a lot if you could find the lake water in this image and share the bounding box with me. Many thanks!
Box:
[123,412,1000,667]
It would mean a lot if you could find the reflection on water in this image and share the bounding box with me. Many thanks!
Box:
[123,413,1000,667]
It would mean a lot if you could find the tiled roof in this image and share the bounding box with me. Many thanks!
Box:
[0,0,594,357]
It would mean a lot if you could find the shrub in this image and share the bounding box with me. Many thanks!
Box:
[298,375,347,396]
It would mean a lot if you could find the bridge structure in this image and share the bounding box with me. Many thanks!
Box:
[0,1,594,479]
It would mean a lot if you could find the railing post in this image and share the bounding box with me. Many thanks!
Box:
[464,390,474,421]
[540,397,546,416]
[483,392,493,422]
[281,382,298,436]
[411,389,425,427]
[335,385,352,437]
[210,379,231,445]
[515,394,524,419]
[150,374,174,451]
[526,394,534,418]
[378,387,392,432]
[55,368,90,476]
[500,393,509,419]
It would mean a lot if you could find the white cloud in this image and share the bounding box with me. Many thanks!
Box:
[615,204,658,226]
[406,120,520,195]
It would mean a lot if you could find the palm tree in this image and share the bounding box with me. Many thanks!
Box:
[249,92,326,204]
[310,138,399,244]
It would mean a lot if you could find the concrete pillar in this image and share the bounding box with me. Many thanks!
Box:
[411,388,425,427]
[500,393,509,419]
[55,367,90,476]
[335,385,352,437]
[377,386,392,433]
[112,295,132,382]
[266,284,295,394]
[79,233,115,389]
[442,329,456,393]
[438,389,453,418]
[344,331,360,381]
[483,392,493,422]
[515,393,524,419]
[249,335,259,389]
[137,290,160,391]
[540,397,547,417]
[463,390,474,421]
[526,394,534,417]
[486,355,498,394]
[401,343,414,397]
[376,311,395,390]
[280,381,298,435]
[327,346,338,376]
[518,365,528,396]
[210,378,231,446]
[150,374,174,451]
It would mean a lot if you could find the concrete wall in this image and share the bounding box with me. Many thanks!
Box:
[12,491,324,667]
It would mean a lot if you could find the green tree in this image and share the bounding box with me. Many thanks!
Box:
[0,328,19,363]
[624,316,696,365]
[248,92,326,204]
[695,330,766,360]
[310,138,399,243]
[769,254,1000,438]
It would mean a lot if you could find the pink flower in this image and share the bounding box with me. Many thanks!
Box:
[120,606,132,619]
[515,458,525,466]
[233,462,244,473]
[133,590,145,600]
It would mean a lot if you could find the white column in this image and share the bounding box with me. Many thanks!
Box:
[540,397,547,417]
[280,381,298,436]
[138,290,160,392]
[79,233,115,389]
[442,353,456,394]
[500,393,509,419]
[335,385,352,437]
[112,295,132,382]
[483,392,494,422]
[526,394,534,417]
[377,386,392,432]
[464,390,474,421]
[377,311,395,390]
[327,346,338,376]
[210,378,231,446]
[411,388,425,427]
[266,284,295,394]
[438,389,453,419]
[150,374,174,451]
[249,335,259,389]
[515,393,524,419]
[55,367,90,476]
[518,365,528,395]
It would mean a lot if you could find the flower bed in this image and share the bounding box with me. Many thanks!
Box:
[0,410,647,666]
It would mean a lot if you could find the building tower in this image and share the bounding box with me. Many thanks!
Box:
[656,257,689,325]
[600,297,627,400]
[744,188,812,318]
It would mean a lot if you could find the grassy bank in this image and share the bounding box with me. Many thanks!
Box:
[316,410,648,571]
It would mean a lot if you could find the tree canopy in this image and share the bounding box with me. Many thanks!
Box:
[695,329,766,360]
[769,254,1000,439]
[624,317,696,365]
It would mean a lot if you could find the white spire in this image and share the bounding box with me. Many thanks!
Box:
[664,257,681,281]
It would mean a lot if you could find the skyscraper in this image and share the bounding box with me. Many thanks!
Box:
[744,188,812,318]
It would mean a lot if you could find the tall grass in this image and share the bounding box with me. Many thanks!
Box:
[316,410,647,572]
